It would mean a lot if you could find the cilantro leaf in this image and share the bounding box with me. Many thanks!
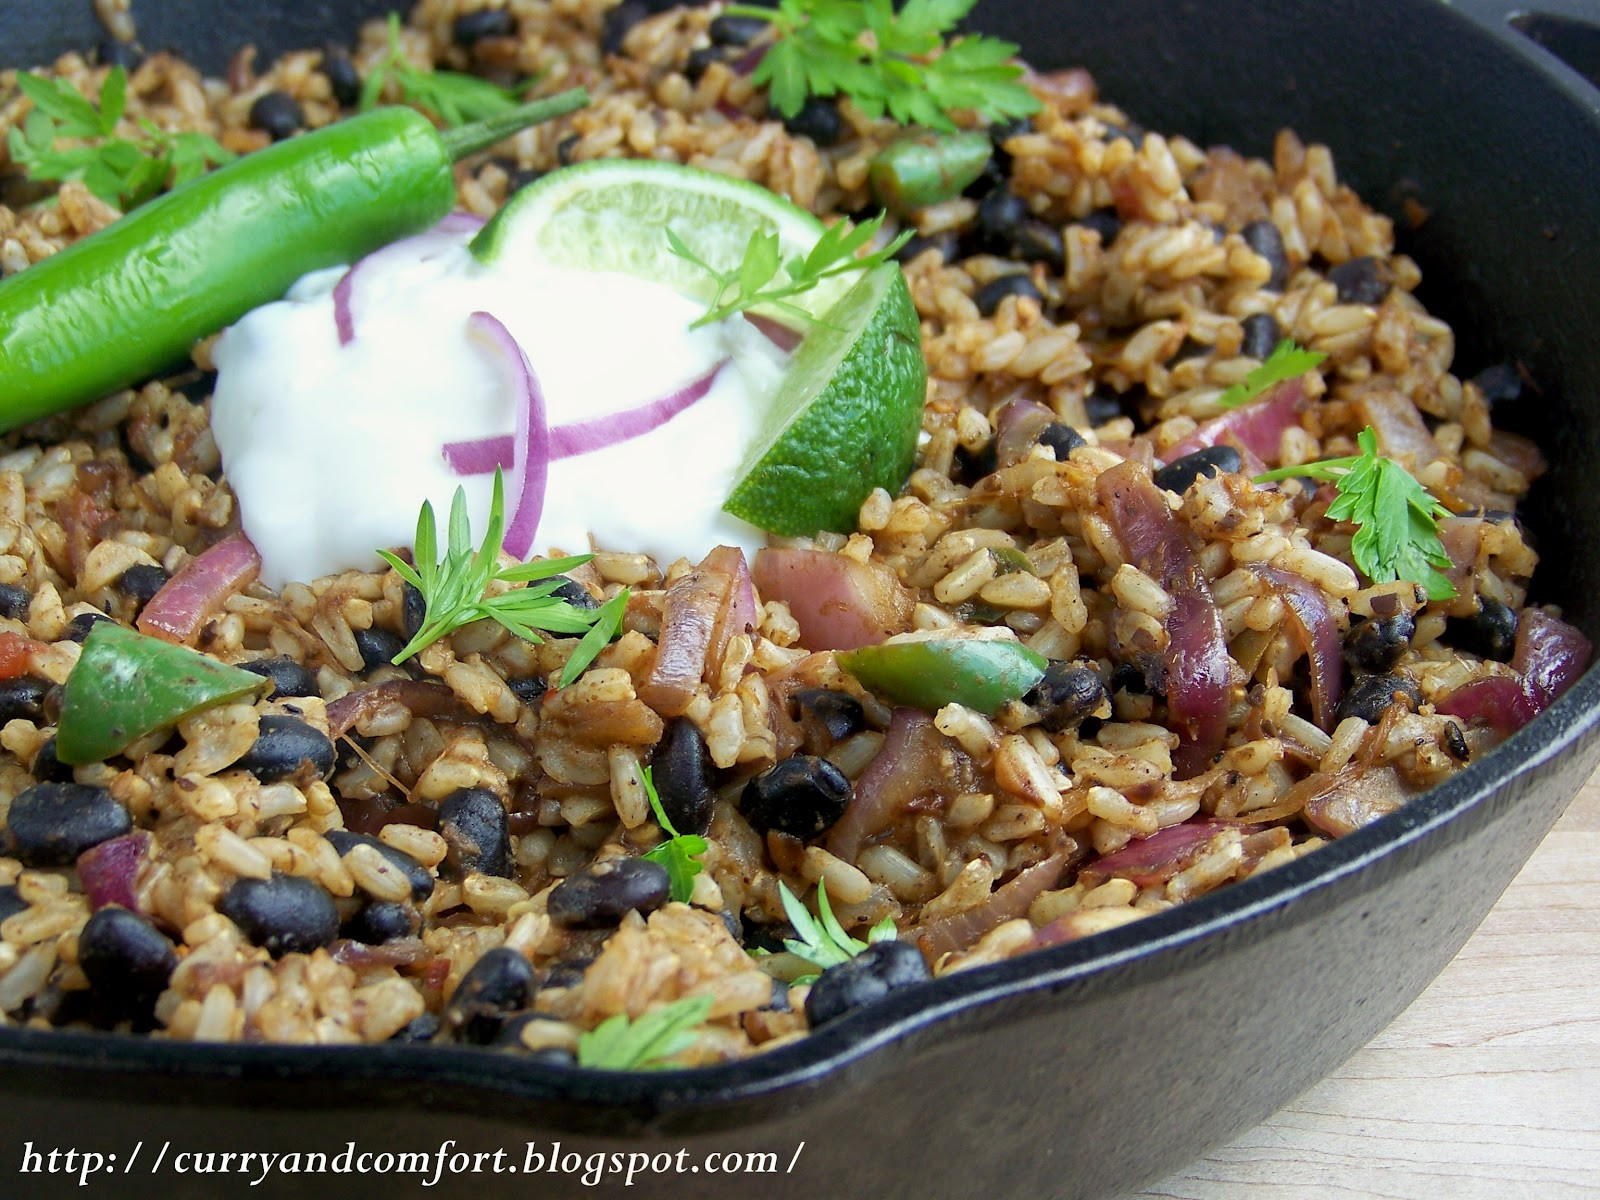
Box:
[377,469,628,671]
[774,879,897,983]
[359,12,524,125]
[1216,338,1327,410]
[727,0,1037,131]
[1254,426,1457,600]
[575,994,713,1070]
[666,210,912,328]
[640,765,708,903]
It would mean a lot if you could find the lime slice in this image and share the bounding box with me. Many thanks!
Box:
[472,159,849,319]
[472,160,926,537]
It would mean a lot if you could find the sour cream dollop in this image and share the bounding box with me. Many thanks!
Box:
[211,224,785,590]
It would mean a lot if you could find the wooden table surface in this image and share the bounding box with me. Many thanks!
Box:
[1140,769,1600,1199]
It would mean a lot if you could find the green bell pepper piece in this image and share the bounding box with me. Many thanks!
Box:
[868,130,994,214]
[838,636,1048,716]
[56,623,270,764]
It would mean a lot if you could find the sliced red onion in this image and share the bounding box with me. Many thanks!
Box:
[826,708,946,862]
[77,831,149,912]
[442,360,728,476]
[994,397,1057,467]
[1302,764,1409,837]
[704,545,757,670]
[637,557,733,718]
[1437,609,1591,737]
[751,547,914,652]
[731,44,769,76]
[1096,461,1230,776]
[1079,818,1242,888]
[332,216,480,347]
[327,680,478,739]
[138,531,261,644]
[1356,388,1441,469]
[1437,516,1485,596]
[1163,377,1304,465]
[917,853,1069,962]
[1436,675,1530,737]
[467,311,548,560]
[1251,564,1343,730]
[744,313,804,353]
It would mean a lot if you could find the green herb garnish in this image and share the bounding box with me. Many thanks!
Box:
[575,994,713,1070]
[7,67,234,210]
[666,211,911,328]
[1216,337,1327,410]
[776,879,896,983]
[728,0,1039,132]
[376,469,628,675]
[1255,426,1457,600]
[359,12,525,125]
[640,765,708,903]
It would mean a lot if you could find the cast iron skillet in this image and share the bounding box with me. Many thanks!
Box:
[3,2,1599,1197]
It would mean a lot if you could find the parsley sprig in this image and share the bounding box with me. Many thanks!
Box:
[666,212,911,328]
[729,0,1039,132]
[7,67,234,210]
[359,12,525,125]
[776,879,896,983]
[1216,338,1327,410]
[377,469,628,680]
[576,994,713,1070]
[1255,426,1457,600]
[640,765,708,903]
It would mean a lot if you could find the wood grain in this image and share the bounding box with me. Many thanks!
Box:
[1139,774,1600,1198]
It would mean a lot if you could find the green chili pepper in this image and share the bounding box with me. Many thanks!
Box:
[868,130,993,214]
[838,635,1048,716]
[0,88,588,431]
[56,623,270,764]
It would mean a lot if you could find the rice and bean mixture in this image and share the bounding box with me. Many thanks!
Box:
[0,0,1563,1058]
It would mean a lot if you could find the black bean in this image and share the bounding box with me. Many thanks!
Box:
[1038,423,1086,460]
[550,577,600,611]
[1100,121,1138,143]
[0,675,50,725]
[437,787,510,878]
[248,91,304,142]
[217,873,339,957]
[1240,219,1289,290]
[63,612,110,643]
[1153,445,1243,495]
[547,857,671,929]
[1169,336,1210,366]
[115,563,171,610]
[390,1011,441,1042]
[1075,207,1122,246]
[353,626,407,673]
[962,152,1008,201]
[1110,660,1152,696]
[556,133,582,167]
[342,899,419,945]
[324,830,434,901]
[1083,389,1124,427]
[765,977,792,1013]
[741,917,790,955]
[1343,612,1415,674]
[452,8,515,47]
[893,230,961,266]
[0,884,27,924]
[238,657,318,699]
[741,755,852,841]
[1240,312,1282,361]
[234,716,336,784]
[1471,363,1523,406]
[791,688,866,745]
[1013,219,1065,273]
[1443,721,1471,761]
[508,675,548,706]
[1335,674,1423,725]
[602,2,649,57]
[1328,255,1391,305]
[1444,598,1519,663]
[441,946,537,1043]
[506,164,545,193]
[709,14,769,45]
[95,40,144,71]
[5,782,129,867]
[1025,661,1109,733]
[77,907,177,1011]
[0,583,30,621]
[321,49,362,107]
[952,439,997,485]
[653,717,716,836]
[541,954,594,990]
[973,273,1042,318]
[684,44,724,82]
[400,582,427,643]
[805,940,931,1027]
[976,188,1028,252]
[30,737,73,783]
[990,115,1034,145]
[783,95,844,148]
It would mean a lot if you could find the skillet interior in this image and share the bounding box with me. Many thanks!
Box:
[2,2,1599,1197]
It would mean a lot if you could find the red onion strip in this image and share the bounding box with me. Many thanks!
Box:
[466,312,548,560]
[1162,377,1305,465]
[1079,818,1243,888]
[1250,564,1343,730]
[743,313,803,352]
[137,530,261,644]
[331,214,484,347]
[1437,609,1591,736]
[77,831,150,912]
[917,853,1068,962]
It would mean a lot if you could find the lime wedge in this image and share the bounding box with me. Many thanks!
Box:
[471,160,926,537]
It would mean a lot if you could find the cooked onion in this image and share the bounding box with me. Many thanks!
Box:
[1251,564,1343,729]
[751,547,913,652]
[137,530,261,644]
[917,853,1069,961]
[1163,376,1305,465]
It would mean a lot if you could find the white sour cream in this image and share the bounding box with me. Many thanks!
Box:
[211,228,784,590]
